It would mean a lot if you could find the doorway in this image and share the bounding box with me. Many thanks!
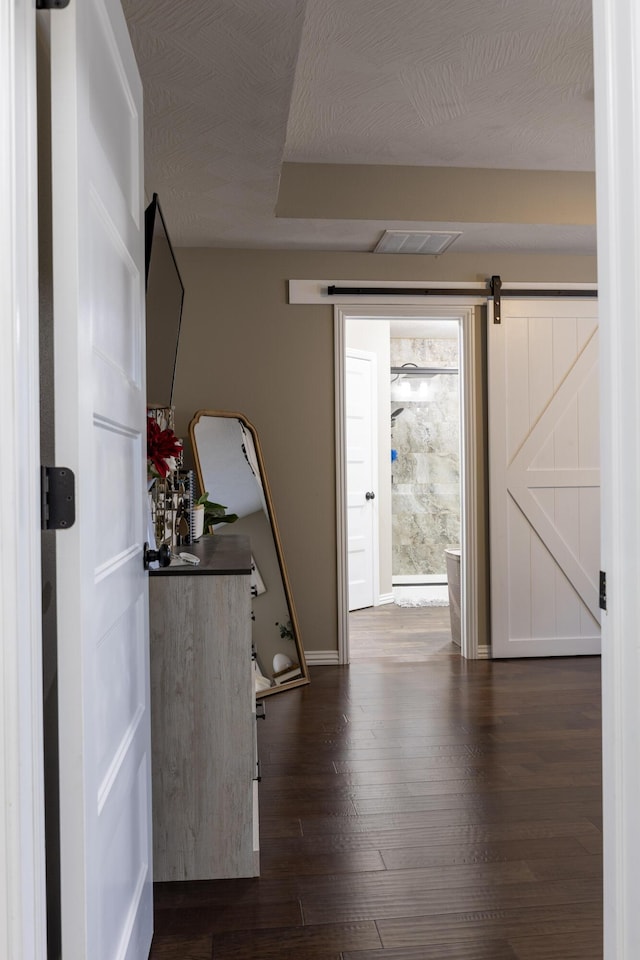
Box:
[335,303,484,664]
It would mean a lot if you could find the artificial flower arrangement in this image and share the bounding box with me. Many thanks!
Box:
[147,415,183,479]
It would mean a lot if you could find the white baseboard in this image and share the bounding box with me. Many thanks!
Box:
[393,584,450,604]
[476,644,490,660]
[304,650,340,665]
[376,593,395,606]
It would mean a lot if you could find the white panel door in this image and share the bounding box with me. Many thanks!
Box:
[346,351,377,611]
[489,299,600,658]
[50,2,152,958]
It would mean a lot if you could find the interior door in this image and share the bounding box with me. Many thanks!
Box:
[489,299,600,658]
[50,2,152,957]
[346,351,377,611]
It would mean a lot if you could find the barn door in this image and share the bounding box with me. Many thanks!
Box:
[50,0,153,957]
[489,299,600,658]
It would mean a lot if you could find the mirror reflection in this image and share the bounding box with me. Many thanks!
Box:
[189,411,309,697]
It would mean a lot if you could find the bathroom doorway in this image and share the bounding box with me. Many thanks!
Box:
[389,321,461,610]
[335,303,483,663]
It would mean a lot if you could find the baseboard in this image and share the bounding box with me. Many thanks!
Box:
[393,584,450,604]
[376,593,395,606]
[392,575,447,585]
[476,644,490,660]
[304,650,340,665]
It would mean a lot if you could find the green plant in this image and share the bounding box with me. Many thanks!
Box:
[197,492,238,532]
[275,620,295,642]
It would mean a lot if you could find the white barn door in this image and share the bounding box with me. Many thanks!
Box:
[50,1,153,958]
[489,299,600,658]
[346,351,377,611]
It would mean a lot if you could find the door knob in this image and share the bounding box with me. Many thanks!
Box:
[143,542,171,570]
[365,491,376,500]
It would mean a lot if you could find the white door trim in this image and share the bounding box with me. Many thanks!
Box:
[458,304,481,662]
[335,303,481,662]
[334,314,349,664]
[593,0,640,955]
[0,1,47,958]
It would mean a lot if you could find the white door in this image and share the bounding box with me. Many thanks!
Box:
[346,351,377,611]
[489,299,600,658]
[50,2,152,958]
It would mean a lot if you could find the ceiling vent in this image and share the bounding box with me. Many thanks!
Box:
[374,230,462,255]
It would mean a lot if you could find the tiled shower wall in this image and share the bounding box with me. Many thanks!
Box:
[391,337,461,578]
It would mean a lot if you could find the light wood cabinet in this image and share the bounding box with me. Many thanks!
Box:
[149,535,259,880]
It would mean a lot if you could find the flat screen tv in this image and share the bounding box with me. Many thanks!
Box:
[144,193,184,408]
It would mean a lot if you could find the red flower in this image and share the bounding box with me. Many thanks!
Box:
[147,416,182,478]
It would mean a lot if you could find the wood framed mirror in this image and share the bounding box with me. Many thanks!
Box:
[189,410,309,697]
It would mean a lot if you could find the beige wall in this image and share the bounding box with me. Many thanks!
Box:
[278,163,596,225]
[172,249,597,655]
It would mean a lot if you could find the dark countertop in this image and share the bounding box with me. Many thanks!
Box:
[149,534,252,576]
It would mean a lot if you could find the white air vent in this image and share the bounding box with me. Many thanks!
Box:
[374,230,462,255]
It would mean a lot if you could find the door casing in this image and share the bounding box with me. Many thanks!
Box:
[0,1,47,957]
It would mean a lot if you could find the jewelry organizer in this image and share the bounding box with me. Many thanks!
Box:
[147,406,197,548]
[150,468,197,548]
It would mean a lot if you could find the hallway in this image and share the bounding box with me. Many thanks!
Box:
[349,604,458,661]
[150,642,602,959]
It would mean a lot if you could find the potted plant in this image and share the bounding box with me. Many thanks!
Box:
[194,492,238,536]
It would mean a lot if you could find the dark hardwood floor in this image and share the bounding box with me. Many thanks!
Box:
[150,607,602,960]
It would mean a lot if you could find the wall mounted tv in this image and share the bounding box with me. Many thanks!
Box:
[144,193,184,408]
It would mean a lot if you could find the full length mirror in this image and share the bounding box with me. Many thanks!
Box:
[189,410,309,697]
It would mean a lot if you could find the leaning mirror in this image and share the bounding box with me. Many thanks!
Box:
[189,410,309,697]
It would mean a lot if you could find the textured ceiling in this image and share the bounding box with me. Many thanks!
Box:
[286,0,594,170]
[122,0,595,254]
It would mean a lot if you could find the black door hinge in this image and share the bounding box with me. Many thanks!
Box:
[599,570,607,611]
[36,0,70,8]
[41,466,76,530]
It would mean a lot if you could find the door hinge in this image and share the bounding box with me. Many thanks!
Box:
[41,466,76,530]
[599,570,607,611]
[35,0,70,8]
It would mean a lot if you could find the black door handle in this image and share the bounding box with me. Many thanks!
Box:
[365,491,375,500]
[143,542,171,570]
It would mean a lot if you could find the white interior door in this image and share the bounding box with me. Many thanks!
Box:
[50,2,152,958]
[489,298,600,658]
[346,351,377,611]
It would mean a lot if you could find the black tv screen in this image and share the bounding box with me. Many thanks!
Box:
[144,193,184,408]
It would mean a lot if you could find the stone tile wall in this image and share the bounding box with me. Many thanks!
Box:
[390,338,461,578]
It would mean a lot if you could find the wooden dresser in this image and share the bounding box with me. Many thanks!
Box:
[149,534,259,880]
